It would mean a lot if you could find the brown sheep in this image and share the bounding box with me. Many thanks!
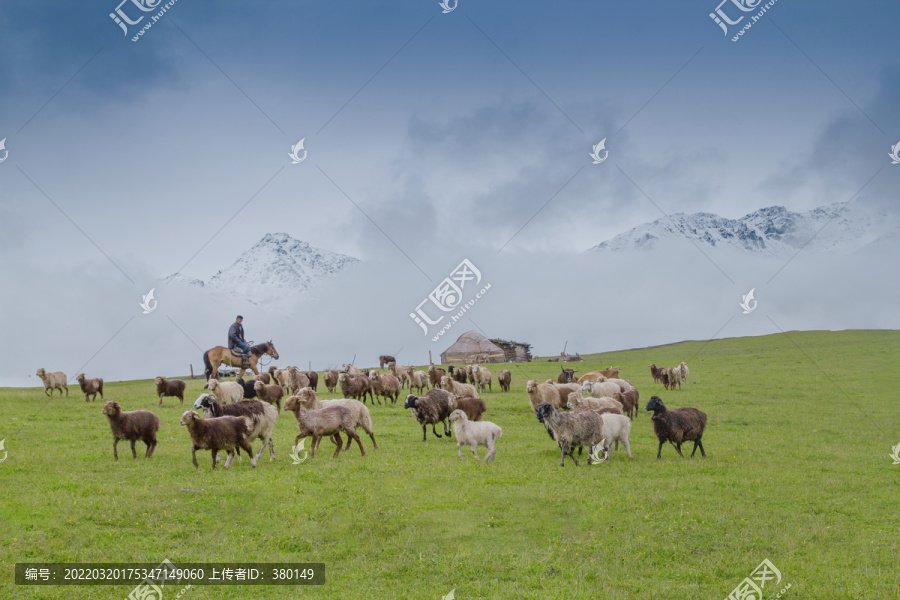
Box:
[427,365,446,389]
[154,376,186,406]
[614,390,640,419]
[324,369,339,392]
[253,381,285,411]
[101,400,160,460]
[498,369,512,392]
[290,404,365,459]
[649,363,662,383]
[255,372,271,385]
[448,396,487,421]
[338,373,372,403]
[288,388,378,449]
[306,371,318,391]
[379,355,396,369]
[179,410,256,469]
[576,371,609,384]
[451,366,468,384]
[76,373,104,402]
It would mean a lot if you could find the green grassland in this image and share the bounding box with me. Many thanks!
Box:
[0,329,897,599]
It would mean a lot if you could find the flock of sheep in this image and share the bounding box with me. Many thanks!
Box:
[33,359,707,469]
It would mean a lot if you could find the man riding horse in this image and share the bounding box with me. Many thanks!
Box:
[228,315,250,367]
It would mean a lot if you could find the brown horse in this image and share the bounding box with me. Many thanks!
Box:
[203,341,279,380]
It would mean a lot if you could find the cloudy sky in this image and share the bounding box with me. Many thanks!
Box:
[1,0,898,385]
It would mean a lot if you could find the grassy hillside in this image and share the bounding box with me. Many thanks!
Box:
[1,330,897,599]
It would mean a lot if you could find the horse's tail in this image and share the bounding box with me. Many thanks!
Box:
[203,350,213,380]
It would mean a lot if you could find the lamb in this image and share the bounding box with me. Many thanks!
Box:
[410,370,429,394]
[338,372,372,403]
[535,402,605,467]
[287,388,378,449]
[75,373,104,402]
[404,389,453,441]
[154,376,186,406]
[379,354,396,369]
[525,379,562,413]
[288,403,365,459]
[193,393,277,461]
[236,377,258,399]
[614,389,640,420]
[427,365,446,389]
[498,369,511,392]
[36,368,67,396]
[472,365,492,393]
[101,400,160,460]
[206,378,243,404]
[439,375,479,399]
[465,365,476,385]
[645,395,707,459]
[447,395,487,421]
[341,363,361,376]
[179,410,256,469]
[306,371,319,391]
[449,409,502,463]
[679,362,690,383]
[582,380,622,399]
[254,381,285,411]
[368,371,401,404]
[324,370,339,393]
[566,392,623,412]
[592,413,633,462]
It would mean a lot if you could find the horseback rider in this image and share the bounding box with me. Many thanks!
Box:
[228,315,250,367]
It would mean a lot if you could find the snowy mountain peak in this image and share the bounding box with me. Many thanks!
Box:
[587,203,887,256]
[169,233,358,304]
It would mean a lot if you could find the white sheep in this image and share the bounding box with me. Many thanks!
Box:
[36,368,68,396]
[605,378,635,392]
[207,378,244,404]
[592,413,633,462]
[566,392,623,412]
[679,362,690,383]
[582,380,622,399]
[410,370,429,394]
[449,409,502,463]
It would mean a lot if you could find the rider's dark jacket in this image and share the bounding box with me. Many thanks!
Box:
[227,322,245,349]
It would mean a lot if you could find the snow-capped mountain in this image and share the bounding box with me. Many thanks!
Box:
[587,203,893,255]
[168,233,359,304]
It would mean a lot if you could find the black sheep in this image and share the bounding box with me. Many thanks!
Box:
[236,377,257,399]
[645,395,707,459]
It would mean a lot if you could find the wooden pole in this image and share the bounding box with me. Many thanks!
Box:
[190,364,194,379]
[429,351,433,366]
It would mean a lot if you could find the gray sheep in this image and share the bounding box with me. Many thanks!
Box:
[535,402,604,467]
[180,410,256,469]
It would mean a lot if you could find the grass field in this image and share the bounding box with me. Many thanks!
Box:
[1,329,897,599]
